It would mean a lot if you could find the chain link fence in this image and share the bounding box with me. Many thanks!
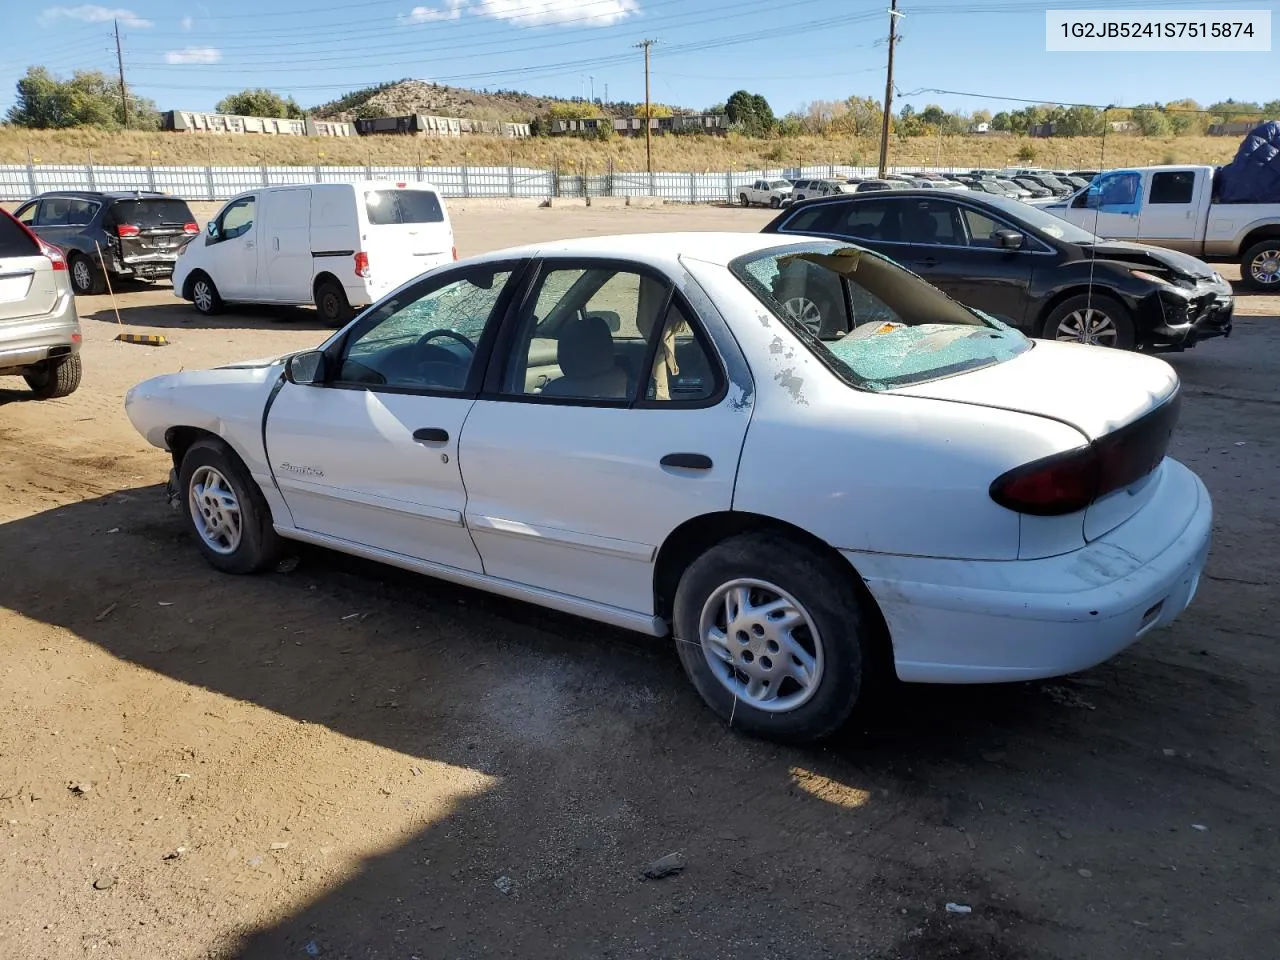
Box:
[0,162,964,203]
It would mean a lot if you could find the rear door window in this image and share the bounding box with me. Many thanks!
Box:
[0,213,40,257]
[1149,171,1196,204]
[896,198,964,245]
[110,198,194,229]
[364,190,444,225]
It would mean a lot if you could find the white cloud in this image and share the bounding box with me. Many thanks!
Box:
[165,46,221,64]
[473,0,639,26]
[181,14,193,29]
[40,5,152,26]
[399,0,464,23]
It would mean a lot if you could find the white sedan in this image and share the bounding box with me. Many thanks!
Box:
[125,233,1212,742]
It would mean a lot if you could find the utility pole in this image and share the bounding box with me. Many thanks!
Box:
[590,75,595,104]
[635,40,658,174]
[114,18,129,127]
[877,0,902,178]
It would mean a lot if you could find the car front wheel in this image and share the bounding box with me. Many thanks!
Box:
[739,193,750,207]
[190,273,223,315]
[770,196,781,209]
[673,533,871,742]
[179,439,282,574]
[1042,294,1135,349]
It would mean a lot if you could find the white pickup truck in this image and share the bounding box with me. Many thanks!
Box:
[1045,165,1280,291]
[737,179,793,209]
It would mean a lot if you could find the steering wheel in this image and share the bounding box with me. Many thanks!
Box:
[415,329,476,353]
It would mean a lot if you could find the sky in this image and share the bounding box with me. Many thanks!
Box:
[2,0,1277,119]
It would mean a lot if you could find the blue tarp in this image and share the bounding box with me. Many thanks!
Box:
[1216,121,1280,204]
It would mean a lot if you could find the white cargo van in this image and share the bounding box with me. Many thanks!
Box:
[173,181,455,325]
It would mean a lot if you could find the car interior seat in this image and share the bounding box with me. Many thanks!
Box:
[541,314,628,399]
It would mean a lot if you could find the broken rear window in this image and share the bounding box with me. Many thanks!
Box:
[110,198,195,228]
[730,241,1030,391]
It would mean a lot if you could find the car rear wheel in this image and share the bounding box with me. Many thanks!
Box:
[739,193,750,207]
[68,254,105,296]
[1042,294,1135,349]
[1240,240,1280,292]
[315,279,353,327]
[179,439,282,574]
[190,273,223,315]
[673,533,870,742]
[24,355,81,399]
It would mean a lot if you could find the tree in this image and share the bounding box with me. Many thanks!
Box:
[546,102,603,120]
[1056,105,1104,136]
[1263,100,1280,117]
[1131,105,1172,137]
[634,103,674,119]
[215,88,305,119]
[990,111,1011,132]
[1207,99,1262,121]
[919,104,947,127]
[725,89,775,136]
[7,65,157,129]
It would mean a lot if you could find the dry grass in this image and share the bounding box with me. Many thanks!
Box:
[0,127,1239,172]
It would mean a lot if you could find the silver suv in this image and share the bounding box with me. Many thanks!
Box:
[0,209,82,399]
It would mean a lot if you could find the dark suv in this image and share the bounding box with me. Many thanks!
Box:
[13,191,198,295]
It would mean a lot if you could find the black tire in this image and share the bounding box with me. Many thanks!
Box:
[178,438,282,574]
[68,254,106,296]
[1041,293,1136,350]
[315,279,353,327]
[673,532,871,743]
[1239,239,1280,293]
[739,193,750,207]
[190,272,223,316]
[769,196,781,209]
[24,355,82,399]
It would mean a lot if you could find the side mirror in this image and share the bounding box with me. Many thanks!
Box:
[996,229,1024,250]
[205,220,220,241]
[285,350,326,386]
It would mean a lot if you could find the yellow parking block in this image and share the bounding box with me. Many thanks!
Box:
[115,333,169,347]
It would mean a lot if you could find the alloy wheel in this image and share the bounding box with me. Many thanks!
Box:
[72,259,92,292]
[697,578,825,713]
[193,280,214,312]
[1055,307,1119,346]
[188,465,242,555]
[1251,248,1280,286]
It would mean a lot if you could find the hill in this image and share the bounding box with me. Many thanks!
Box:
[311,80,580,124]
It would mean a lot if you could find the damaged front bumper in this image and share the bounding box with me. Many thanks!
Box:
[1145,278,1234,350]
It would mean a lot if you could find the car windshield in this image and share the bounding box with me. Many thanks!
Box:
[364,189,444,225]
[729,242,1030,392]
[767,180,790,190]
[110,198,193,227]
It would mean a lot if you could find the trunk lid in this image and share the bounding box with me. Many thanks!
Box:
[109,198,197,262]
[893,340,1181,544]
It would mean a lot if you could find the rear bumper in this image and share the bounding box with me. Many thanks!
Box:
[0,293,81,371]
[847,458,1212,684]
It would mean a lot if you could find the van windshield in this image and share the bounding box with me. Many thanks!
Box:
[364,190,444,225]
[730,241,1030,391]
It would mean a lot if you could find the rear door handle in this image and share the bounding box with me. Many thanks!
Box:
[413,427,449,444]
[661,453,712,470]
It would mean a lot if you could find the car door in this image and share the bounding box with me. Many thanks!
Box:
[265,260,525,573]
[1137,170,1200,251]
[204,195,259,299]
[27,197,76,253]
[458,257,753,616]
[1066,170,1142,239]
[259,188,312,302]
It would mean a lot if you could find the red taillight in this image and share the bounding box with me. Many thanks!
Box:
[396,181,407,188]
[452,246,458,261]
[41,241,67,271]
[991,389,1182,516]
[354,251,370,278]
[116,224,140,237]
[183,222,199,235]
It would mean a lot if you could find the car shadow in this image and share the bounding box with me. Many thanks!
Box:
[79,301,336,332]
[0,485,1266,958]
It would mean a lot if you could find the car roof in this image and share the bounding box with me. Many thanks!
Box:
[471,232,817,268]
[32,190,172,200]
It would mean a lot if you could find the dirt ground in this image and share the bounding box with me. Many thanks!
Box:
[1,204,1277,960]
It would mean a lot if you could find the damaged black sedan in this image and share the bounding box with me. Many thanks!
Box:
[14,191,199,296]
[762,191,1233,351]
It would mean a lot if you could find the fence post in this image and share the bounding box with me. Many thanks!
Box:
[86,162,96,191]
[649,171,656,197]
[508,158,515,198]
[261,164,268,188]
[364,164,373,181]
[689,171,696,204]
[204,165,216,201]
[725,167,732,203]
[314,163,322,186]
[27,162,37,196]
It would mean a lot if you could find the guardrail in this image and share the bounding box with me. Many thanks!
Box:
[0,163,968,203]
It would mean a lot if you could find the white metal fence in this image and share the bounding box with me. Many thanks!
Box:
[0,163,961,203]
